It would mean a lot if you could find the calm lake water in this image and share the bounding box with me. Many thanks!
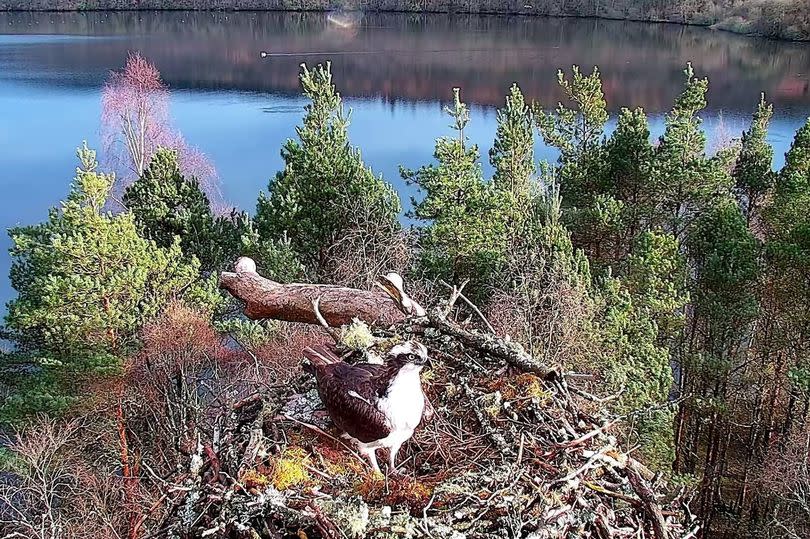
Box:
[1,10,810,317]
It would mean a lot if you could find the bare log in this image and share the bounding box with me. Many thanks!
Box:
[220,258,557,379]
[219,258,410,327]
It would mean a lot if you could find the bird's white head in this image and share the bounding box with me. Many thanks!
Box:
[388,341,429,367]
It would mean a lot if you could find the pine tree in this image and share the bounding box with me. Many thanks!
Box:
[256,63,400,275]
[653,64,732,239]
[595,273,676,471]
[626,230,689,346]
[124,148,216,269]
[768,118,810,237]
[405,88,509,299]
[5,143,217,359]
[688,198,760,347]
[734,95,775,224]
[535,66,608,203]
[602,108,656,260]
[535,66,612,261]
[490,83,535,203]
[535,66,608,163]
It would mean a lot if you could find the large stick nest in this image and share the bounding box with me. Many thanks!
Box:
[155,260,699,539]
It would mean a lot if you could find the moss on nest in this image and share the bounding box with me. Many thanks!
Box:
[271,447,311,491]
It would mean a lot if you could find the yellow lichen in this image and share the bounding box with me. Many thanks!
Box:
[271,447,311,490]
[481,391,503,419]
[340,318,376,351]
[499,373,551,404]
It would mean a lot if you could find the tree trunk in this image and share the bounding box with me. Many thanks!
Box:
[219,261,409,327]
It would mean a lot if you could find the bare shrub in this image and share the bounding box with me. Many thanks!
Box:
[0,416,130,539]
[101,52,221,206]
[124,300,241,476]
[0,416,84,539]
[322,196,412,290]
[250,322,330,386]
[488,259,594,368]
[760,429,810,539]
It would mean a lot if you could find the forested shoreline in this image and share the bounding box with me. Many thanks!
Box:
[0,0,809,42]
[1,53,809,538]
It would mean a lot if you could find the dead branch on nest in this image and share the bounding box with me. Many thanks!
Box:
[220,257,557,379]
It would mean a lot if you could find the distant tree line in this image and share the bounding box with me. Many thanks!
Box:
[0,0,808,40]
[0,53,809,538]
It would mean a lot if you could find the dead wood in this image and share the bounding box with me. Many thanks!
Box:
[625,459,670,539]
[219,259,557,380]
[219,258,410,327]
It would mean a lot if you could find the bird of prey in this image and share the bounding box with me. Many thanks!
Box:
[303,341,429,473]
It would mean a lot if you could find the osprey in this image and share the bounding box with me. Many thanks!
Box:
[303,341,429,473]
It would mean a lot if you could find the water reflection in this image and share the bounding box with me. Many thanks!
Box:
[1,10,809,113]
[1,11,810,315]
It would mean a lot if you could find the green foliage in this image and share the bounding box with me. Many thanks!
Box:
[124,148,216,268]
[652,64,732,238]
[0,349,112,423]
[535,66,608,161]
[126,148,303,279]
[687,198,760,347]
[601,108,656,252]
[212,210,304,282]
[595,276,675,469]
[734,95,775,222]
[406,88,512,298]
[536,66,608,232]
[626,230,689,343]
[0,446,24,474]
[535,69,657,268]
[769,118,810,239]
[490,84,535,203]
[256,62,400,275]
[5,143,215,358]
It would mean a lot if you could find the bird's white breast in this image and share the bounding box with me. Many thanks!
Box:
[377,364,425,432]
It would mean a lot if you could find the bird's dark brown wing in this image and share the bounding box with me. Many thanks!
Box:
[315,362,390,443]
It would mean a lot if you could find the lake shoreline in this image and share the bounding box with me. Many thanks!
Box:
[0,2,808,42]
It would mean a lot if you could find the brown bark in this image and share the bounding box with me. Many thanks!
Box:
[219,265,409,327]
[220,259,557,379]
[625,459,670,539]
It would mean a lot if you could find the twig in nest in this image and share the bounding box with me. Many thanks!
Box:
[442,279,469,317]
[313,295,342,343]
[555,419,618,449]
[570,385,623,404]
[425,312,556,379]
[282,413,366,466]
[460,379,512,455]
[550,447,607,487]
[624,459,670,539]
[305,502,347,539]
[584,481,642,507]
[439,279,496,334]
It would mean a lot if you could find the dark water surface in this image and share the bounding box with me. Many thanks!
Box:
[1,10,810,317]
